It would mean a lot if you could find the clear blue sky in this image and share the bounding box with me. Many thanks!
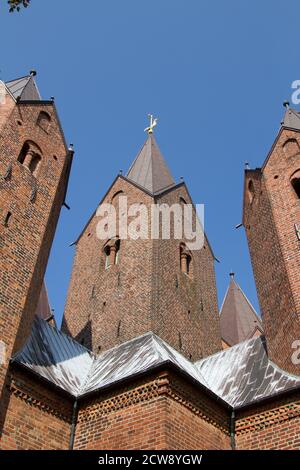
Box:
[1,0,299,326]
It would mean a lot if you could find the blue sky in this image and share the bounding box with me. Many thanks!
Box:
[1,0,299,325]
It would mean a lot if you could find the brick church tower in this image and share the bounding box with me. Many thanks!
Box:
[0,73,73,400]
[62,128,221,360]
[243,104,300,375]
[2,80,300,450]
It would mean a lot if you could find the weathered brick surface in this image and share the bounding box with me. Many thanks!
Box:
[243,128,300,374]
[74,371,230,450]
[0,368,72,450]
[63,177,221,360]
[0,88,70,402]
[236,392,300,450]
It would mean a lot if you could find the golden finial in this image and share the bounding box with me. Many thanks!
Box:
[144,114,158,134]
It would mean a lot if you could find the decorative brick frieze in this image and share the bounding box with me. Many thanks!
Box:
[236,401,300,435]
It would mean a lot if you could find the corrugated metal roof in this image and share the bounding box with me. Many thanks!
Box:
[127,134,175,194]
[220,274,263,346]
[5,75,41,101]
[12,318,300,408]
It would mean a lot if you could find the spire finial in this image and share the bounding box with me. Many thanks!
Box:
[230,271,235,279]
[144,114,158,134]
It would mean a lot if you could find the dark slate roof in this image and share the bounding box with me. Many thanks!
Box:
[195,336,300,408]
[5,74,41,101]
[12,318,300,409]
[126,134,175,194]
[281,107,300,130]
[220,274,263,347]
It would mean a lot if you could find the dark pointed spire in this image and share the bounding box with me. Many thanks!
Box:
[220,273,263,347]
[126,133,175,194]
[5,71,41,101]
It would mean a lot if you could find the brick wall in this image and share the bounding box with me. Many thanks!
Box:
[74,371,230,450]
[63,176,221,360]
[0,368,72,450]
[243,128,300,374]
[2,365,300,450]
[236,392,300,450]
[0,92,70,403]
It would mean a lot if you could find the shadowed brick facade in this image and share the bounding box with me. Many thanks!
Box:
[1,74,300,450]
[0,74,73,426]
[243,111,300,375]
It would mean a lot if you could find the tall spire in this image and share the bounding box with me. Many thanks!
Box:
[220,273,263,347]
[126,133,175,194]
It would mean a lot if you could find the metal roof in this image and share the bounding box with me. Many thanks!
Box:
[127,134,175,194]
[12,318,300,408]
[5,75,41,101]
[12,318,93,396]
[281,107,300,130]
[195,336,300,408]
[220,274,263,347]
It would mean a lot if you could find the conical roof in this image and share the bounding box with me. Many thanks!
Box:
[127,133,175,194]
[5,73,41,101]
[220,273,263,347]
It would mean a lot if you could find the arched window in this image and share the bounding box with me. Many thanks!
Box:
[18,141,42,177]
[283,138,300,157]
[104,237,120,269]
[37,111,51,133]
[248,180,255,204]
[291,169,300,199]
[111,190,124,203]
[180,243,192,277]
[104,245,111,269]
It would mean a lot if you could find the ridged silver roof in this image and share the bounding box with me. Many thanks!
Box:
[195,336,300,408]
[12,318,93,396]
[12,318,300,408]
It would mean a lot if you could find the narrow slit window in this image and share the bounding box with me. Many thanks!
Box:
[4,211,12,227]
